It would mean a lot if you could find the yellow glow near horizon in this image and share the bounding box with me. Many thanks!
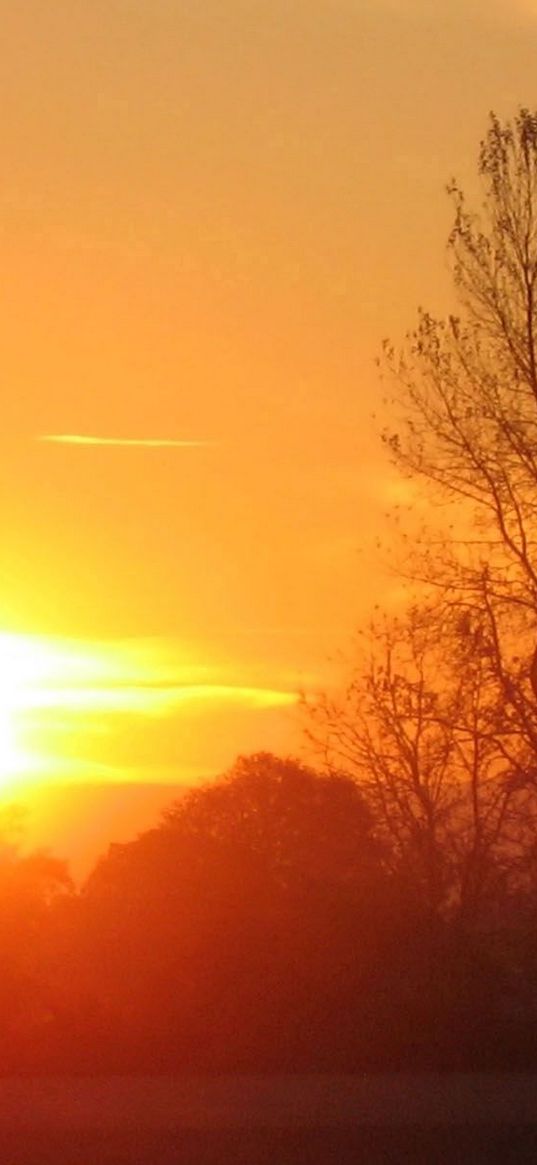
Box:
[0,635,45,786]
[0,632,299,793]
[0,633,93,788]
[0,707,25,785]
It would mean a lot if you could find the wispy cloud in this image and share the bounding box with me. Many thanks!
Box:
[38,434,216,449]
[19,682,298,714]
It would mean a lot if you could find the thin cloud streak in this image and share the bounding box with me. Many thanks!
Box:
[13,682,298,714]
[38,434,216,449]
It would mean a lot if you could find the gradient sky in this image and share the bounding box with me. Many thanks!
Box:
[1,1,537,853]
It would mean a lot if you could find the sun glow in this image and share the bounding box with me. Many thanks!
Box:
[0,636,41,787]
[0,633,134,790]
[0,707,25,785]
[0,632,157,789]
[0,633,77,789]
[0,632,299,792]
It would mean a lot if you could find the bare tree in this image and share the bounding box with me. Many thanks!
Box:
[378,108,537,751]
[309,110,537,936]
[308,604,533,927]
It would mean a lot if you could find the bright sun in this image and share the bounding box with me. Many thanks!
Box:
[0,632,105,790]
[0,631,108,790]
[0,629,286,792]
[0,634,48,788]
[0,706,23,784]
[0,630,172,791]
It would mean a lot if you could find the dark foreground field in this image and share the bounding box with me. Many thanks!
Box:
[3,1126,537,1165]
[2,1076,537,1163]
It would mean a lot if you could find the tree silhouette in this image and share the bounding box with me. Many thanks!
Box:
[319,109,537,912]
[0,810,72,1061]
[160,752,386,890]
[70,755,396,1071]
[307,111,537,1055]
[308,604,534,929]
[381,109,537,751]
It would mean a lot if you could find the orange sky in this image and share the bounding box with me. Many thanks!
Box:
[1,1,536,866]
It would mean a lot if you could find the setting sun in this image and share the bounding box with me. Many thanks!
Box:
[0,633,70,789]
[0,632,122,790]
[0,632,299,796]
[0,705,24,788]
[0,634,46,786]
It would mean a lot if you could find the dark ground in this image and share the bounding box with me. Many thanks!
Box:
[3,1076,537,1162]
[3,1126,537,1164]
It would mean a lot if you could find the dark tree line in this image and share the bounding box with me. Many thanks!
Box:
[0,750,536,1074]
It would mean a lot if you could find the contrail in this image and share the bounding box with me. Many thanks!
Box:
[39,434,216,449]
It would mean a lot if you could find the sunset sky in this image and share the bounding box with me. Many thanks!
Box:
[1,0,536,867]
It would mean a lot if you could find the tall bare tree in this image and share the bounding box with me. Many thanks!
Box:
[310,113,537,925]
[381,109,537,746]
